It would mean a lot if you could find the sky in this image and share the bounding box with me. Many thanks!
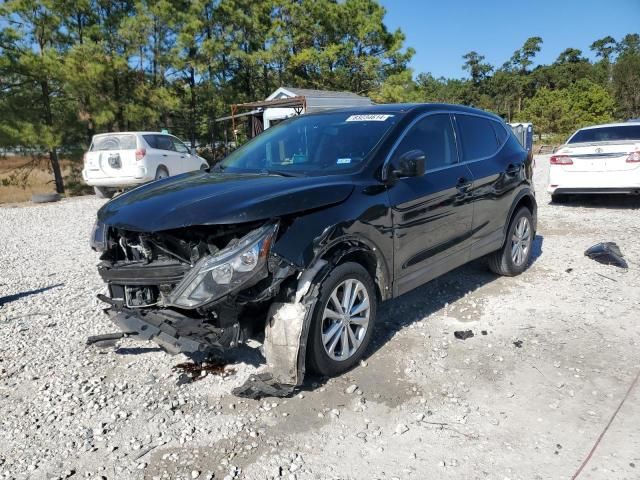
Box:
[378,0,640,79]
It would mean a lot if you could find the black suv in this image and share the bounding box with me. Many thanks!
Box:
[91,104,536,387]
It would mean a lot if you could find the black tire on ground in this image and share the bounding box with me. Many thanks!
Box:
[93,186,115,199]
[551,194,567,204]
[31,193,61,203]
[306,262,377,377]
[155,166,169,180]
[487,207,534,277]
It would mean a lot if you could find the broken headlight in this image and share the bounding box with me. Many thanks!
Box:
[90,220,108,252]
[168,223,278,308]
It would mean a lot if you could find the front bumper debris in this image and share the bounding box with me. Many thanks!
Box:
[105,307,240,358]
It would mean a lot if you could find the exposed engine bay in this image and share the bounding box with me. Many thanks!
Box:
[93,220,300,360]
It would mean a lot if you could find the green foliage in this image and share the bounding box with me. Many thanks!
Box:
[0,0,638,194]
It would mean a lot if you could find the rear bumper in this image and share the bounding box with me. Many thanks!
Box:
[82,167,154,187]
[105,306,240,357]
[551,187,640,195]
[548,167,640,194]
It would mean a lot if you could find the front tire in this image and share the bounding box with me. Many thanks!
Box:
[93,186,115,199]
[488,207,534,276]
[307,262,377,377]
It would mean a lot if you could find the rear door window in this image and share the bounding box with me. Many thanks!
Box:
[91,134,137,151]
[155,135,175,151]
[456,115,500,161]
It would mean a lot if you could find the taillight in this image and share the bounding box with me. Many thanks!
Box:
[135,148,146,161]
[626,151,640,163]
[550,155,573,165]
[83,152,88,164]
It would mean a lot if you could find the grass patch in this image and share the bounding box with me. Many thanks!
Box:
[0,155,91,204]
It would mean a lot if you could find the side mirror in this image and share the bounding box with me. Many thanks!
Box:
[393,149,426,178]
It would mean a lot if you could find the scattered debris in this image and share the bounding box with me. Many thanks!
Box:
[454,330,474,340]
[345,384,358,394]
[173,361,235,382]
[565,267,574,273]
[595,272,618,282]
[584,242,628,269]
[395,424,409,435]
[86,332,130,346]
[513,340,523,348]
[232,373,295,399]
[481,330,488,335]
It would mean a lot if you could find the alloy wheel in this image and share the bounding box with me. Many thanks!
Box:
[511,216,531,266]
[321,279,371,361]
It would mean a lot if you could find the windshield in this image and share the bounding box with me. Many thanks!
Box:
[568,125,640,144]
[219,112,399,175]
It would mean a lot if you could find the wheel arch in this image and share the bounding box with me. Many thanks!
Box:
[156,164,169,177]
[504,189,537,240]
[314,237,392,302]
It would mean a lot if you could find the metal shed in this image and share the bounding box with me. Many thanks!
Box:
[216,87,373,140]
[262,87,373,129]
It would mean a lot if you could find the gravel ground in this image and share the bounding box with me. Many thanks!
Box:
[1,157,639,480]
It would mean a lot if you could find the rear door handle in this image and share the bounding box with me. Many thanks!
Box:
[456,177,472,191]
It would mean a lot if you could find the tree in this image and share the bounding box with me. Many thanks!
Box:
[518,88,571,137]
[0,0,73,193]
[612,50,640,119]
[508,36,543,73]
[462,51,492,85]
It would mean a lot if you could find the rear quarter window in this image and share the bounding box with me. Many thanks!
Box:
[491,121,509,146]
[456,115,499,161]
[143,135,158,149]
[91,134,137,151]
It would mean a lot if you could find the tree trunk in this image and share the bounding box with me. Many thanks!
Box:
[49,148,64,194]
[40,79,65,194]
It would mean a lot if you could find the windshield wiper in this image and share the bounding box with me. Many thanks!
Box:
[258,169,303,177]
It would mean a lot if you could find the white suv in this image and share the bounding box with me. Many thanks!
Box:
[549,122,640,202]
[82,132,209,198]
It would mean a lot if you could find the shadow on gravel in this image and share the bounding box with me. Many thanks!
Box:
[550,194,640,210]
[0,283,64,306]
[362,234,543,365]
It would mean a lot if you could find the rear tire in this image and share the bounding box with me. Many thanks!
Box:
[155,166,169,180]
[488,207,534,276]
[93,186,115,199]
[307,262,377,377]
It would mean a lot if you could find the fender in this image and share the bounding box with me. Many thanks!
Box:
[502,186,537,242]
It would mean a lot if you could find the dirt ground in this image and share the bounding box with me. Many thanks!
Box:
[1,156,639,480]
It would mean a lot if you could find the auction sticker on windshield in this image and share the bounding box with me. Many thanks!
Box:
[345,114,394,122]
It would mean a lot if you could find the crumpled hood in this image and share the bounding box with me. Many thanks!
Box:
[97,170,354,232]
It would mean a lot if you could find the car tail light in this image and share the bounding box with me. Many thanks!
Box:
[135,148,146,161]
[626,151,640,163]
[550,155,573,165]
[83,152,88,164]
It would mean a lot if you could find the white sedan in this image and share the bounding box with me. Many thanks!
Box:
[548,122,640,202]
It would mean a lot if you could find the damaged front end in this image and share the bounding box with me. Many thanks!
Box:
[92,220,297,359]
